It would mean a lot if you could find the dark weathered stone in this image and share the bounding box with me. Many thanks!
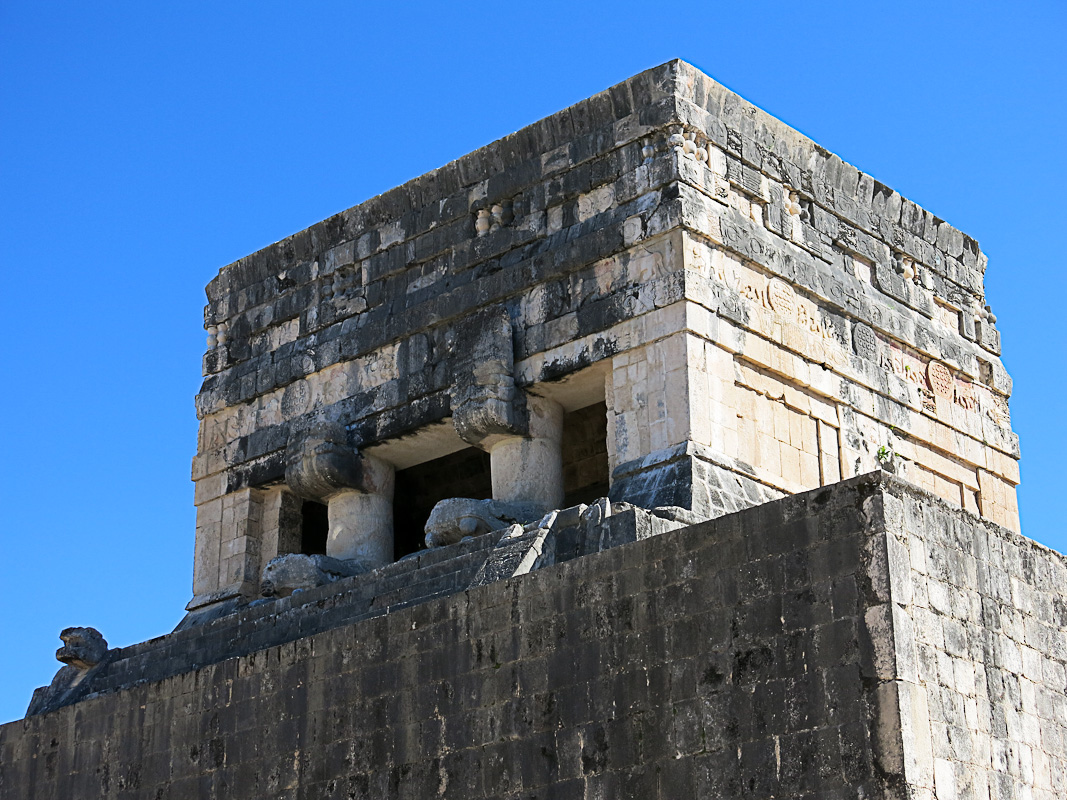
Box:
[258,552,368,598]
[423,497,544,548]
[7,475,1063,799]
[449,305,529,448]
[284,420,364,502]
[6,59,1045,799]
[25,628,113,718]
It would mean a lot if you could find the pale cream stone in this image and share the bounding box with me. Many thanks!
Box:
[853,256,872,284]
[258,487,286,573]
[546,204,563,233]
[192,521,221,596]
[933,475,962,507]
[800,451,821,487]
[791,414,816,451]
[783,385,811,415]
[757,431,782,475]
[622,215,644,246]
[772,402,791,443]
[576,184,615,222]
[903,683,935,789]
[323,454,395,566]
[779,443,801,485]
[489,395,564,511]
[327,490,393,565]
[706,145,727,177]
[824,429,854,484]
[193,472,227,507]
[378,220,405,250]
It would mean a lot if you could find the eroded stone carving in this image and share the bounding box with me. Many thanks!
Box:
[205,320,228,349]
[423,497,545,548]
[285,421,395,566]
[449,305,528,448]
[853,322,879,360]
[26,627,112,717]
[57,626,108,669]
[893,251,917,281]
[285,421,364,501]
[474,200,515,236]
[927,360,954,398]
[260,553,368,598]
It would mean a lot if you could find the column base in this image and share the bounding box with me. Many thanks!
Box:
[609,442,784,518]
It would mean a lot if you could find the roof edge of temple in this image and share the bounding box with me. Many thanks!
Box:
[207,58,985,303]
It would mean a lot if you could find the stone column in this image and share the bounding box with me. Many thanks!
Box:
[285,422,395,568]
[450,305,564,514]
[487,395,564,510]
[324,457,394,563]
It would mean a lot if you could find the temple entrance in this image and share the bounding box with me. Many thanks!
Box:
[391,446,493,560]
[561,401,610,507]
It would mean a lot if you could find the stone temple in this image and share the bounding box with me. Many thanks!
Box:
[3,61,1062,800]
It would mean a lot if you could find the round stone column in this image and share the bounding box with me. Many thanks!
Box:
[285,422,395,569]
[325,455,394,565]
[489,395,564,511]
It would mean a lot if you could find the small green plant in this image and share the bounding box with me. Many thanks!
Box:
[876,445,894,465]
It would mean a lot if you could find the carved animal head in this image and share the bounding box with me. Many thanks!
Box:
[424,498,507,549]
[423,497,544,549]
[56,627,108,670]
[260,554,347,597]
[284,421,362,502]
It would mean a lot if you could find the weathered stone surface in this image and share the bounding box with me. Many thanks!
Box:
[283,421,396,567]
[258,552,368,597]
[423,496,544,548]
[7,60,1048,800]
[283,420,366,502]
[25,628,111,718]
[450,304,528,448]
[188,60,1020,610]
[54,627,107,670]
[6,475,1063,799]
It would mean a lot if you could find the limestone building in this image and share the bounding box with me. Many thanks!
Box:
[3,61,1060,800]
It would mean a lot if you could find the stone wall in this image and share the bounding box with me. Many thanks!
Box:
[4,476,1061,799]
[187,59,1018,619]
[877,480,1067,800]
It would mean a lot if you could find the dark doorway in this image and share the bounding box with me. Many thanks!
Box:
[562,401,610,507]
[300,500,329,555]
[392,447,493,560]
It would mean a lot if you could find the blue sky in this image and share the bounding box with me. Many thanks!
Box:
[1,2,1064,723]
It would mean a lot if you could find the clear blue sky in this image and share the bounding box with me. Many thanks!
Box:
[1,2,1063,723]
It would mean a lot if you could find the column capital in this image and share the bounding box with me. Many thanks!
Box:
[285,421,388,503]
[450,305,529,448]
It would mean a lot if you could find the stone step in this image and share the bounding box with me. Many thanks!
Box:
[378,529,503,575]
[369,565,481,612]
[367,546,492,598]
[85,530,510,699]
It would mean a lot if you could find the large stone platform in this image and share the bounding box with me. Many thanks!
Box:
[2,475,1063,799]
